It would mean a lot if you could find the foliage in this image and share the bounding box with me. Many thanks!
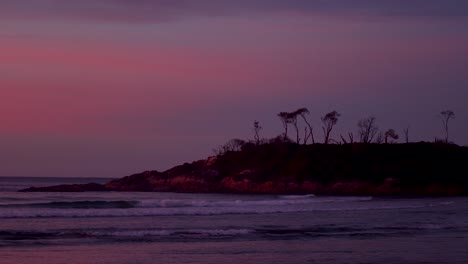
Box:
[213,138,246,156]
[321,111,340,144]
[210,142,468,192]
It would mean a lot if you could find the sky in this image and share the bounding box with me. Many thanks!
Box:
[1,0,468,178]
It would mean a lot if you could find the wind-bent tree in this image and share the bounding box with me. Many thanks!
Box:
[358,116,378,143]
[440,110,455,143]
[384,129,399,144]
[253,120,262,145]
[288,112,301,144]
[278,112,292,141]
[321,111,340,144]
[294,107,315,144]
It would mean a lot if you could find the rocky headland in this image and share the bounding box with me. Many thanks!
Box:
[20,142,468,196]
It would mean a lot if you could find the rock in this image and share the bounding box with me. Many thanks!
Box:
[167,176,210,192]
[204,156,217,167]
[105,171,157,191]
[219,177,253,193]
[239,170,255,176]
[201,169,219,180]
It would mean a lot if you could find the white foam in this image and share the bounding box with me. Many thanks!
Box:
[135,196,373,209]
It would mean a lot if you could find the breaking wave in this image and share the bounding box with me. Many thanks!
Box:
[0,196,373,210]
[0,196,453,219]
[1,223,460,246]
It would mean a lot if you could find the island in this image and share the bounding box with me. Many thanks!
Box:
[20,142,468,195]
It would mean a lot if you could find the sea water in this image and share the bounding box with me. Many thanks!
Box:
[0,177,467,264]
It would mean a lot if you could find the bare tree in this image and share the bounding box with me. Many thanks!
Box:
[340,134,348,144]
[253,120,262,146]
[375,131,384,144]
[440,110,455,143]
[340,133,355,144]
[321,111,340,144]
[384,129,399,144]
[358,116,378,143]
[403,127,410,143]
[278,112,293,141]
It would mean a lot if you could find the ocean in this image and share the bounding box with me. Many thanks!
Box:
[0,177,467,264]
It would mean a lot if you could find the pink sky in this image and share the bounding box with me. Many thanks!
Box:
[1,1,468,177]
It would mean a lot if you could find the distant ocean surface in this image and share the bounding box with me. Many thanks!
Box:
[1,177,467,264]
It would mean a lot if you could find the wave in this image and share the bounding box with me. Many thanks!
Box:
[93,228,253,238]
[0,195,455,219]
[0,201,454,219]
[0,228,255,245]
[1,223,459,245]
[0,196,373,210]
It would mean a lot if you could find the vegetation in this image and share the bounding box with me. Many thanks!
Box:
[215,107,458,155]
[441,110,455,143]
[211,142,468,191]
[258,108,457,146]
[321,111,340,144]
[204,107,467,194]
[22,108,467,195]
[23,141,468,195]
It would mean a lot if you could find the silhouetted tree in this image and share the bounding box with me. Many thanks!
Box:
[403,127,410,143]
[321,111,340,144]
[253,120,262,146]
[340,133,355,144]
[294,107,314,144]
[278,112,293,141]
[358,116,378,143]
[440,110,455,143]
[288,112,301,144]
[286,107,314,144]
[340,135,348,144]
[340,132,354,144]
[384,129,399,144]
[375,131,384,144]
[303,127,311,145]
